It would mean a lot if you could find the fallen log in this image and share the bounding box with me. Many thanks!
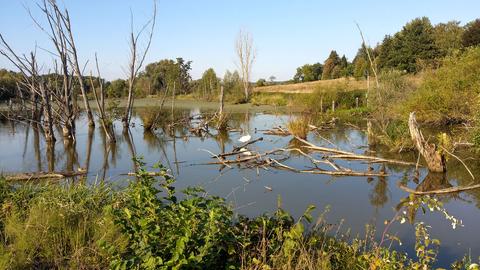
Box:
[269,158,387,177]
[4,171,86,181]
[294,136,417,166]
[329,154,417,166]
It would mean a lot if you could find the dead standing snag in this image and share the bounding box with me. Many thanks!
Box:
[408,112,446,173]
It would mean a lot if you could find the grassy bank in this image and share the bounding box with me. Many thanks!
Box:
[0,162,474,269]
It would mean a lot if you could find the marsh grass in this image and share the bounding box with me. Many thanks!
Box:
[211,112,230,131]
[251,92,293,106]
[287,116,310,139]
[0,182,123,269]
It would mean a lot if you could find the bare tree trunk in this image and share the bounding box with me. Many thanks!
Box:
[32,124,42,171]
[408,112,446,173]
[62,9,95,127]
[90,54,115,143]
[219,85,224,115]
[46,142,55,172]
[122,0,157,128]
[84,125,94,173]
[39,83,55,143]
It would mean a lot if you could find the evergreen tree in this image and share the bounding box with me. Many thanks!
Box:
[321,50,341,80]
[352,46,371,79]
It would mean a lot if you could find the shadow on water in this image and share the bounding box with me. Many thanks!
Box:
[0,107,480,267]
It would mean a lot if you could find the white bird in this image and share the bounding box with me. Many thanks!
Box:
[239,148,252,156]
[238,134,251,143]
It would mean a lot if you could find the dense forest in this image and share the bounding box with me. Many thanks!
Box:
[289,17,480,83]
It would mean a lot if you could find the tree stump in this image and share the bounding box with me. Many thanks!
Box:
[408,112,446,173]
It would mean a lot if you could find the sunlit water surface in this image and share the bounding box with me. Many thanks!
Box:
[1,107,479,267]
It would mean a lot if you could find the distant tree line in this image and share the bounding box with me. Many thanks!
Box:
[2,17,479,101]
[289,17,480,83]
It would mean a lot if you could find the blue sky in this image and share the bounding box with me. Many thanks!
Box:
[1,0,479,81]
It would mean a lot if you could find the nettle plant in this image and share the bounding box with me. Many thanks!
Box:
[101,158,236,270]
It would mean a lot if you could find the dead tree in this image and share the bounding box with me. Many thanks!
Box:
[408,112,446,173]
[219,85,224,115]
[60,7,95,127]
[235,30,255,101]
[90,53,116,143]
[122,1,157,128]
[30,0,78,140]
[0,35,56,143]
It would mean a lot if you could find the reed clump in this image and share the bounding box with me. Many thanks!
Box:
[287,116,310,139]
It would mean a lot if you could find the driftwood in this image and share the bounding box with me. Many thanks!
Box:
[202,137,389,177]
[233,137,264,152]
[408,112,446,173]
[262,123,333,137]
[269,158,386,177]
[294,136,417,166]
[263,126,290,136]
[4,171,86,181]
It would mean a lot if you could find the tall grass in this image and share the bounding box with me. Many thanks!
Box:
[287,116,310,139]
[0,182,121,269]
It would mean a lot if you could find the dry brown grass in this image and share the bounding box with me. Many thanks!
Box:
[254,78,367,93]
[254,76,422,94]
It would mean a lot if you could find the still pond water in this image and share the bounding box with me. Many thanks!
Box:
[1,106,479,267]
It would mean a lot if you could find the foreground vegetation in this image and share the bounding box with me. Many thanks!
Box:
[0,161,476,269]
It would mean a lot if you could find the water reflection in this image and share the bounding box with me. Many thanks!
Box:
[0,107,479,266]
[369,175,389,208]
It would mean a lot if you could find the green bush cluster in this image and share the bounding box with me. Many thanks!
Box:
[303,86,366,113]
[402,47,480,125]
[0,162,475,269]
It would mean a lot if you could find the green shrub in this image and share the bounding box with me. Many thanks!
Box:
[103,160,236,269]
[402,47,480,124]
[302,85,366,113]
